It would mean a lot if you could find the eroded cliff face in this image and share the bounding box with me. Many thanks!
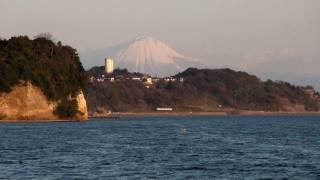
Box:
[74,91,88,120]
[0,82,88,121]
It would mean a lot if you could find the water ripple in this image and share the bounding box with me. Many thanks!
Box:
[0,116,320,179]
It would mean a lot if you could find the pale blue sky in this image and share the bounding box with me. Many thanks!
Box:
[1,0,320,87]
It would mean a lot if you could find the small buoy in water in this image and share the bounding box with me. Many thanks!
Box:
[181,128,187,133]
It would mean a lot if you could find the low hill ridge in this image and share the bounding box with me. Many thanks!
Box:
[86,67,319,115]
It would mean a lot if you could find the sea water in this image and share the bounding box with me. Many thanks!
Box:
[0,116,320,179]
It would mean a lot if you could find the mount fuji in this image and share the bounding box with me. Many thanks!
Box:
[81,37,204,76]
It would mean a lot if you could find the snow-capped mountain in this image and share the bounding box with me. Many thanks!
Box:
[81,36,204,76]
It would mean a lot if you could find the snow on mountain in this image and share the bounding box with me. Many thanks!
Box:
[81,36,204,76]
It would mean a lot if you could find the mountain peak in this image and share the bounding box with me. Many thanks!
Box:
[114,37,189,76]
[131,36,172,50]
[81,37,204,76]
[134,36,155,41]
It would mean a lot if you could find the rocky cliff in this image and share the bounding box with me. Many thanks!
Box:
[0,82,88,121]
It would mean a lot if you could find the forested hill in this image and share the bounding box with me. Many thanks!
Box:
[86,67,319,114]
[174,68,319,110]
[0,36,88,118]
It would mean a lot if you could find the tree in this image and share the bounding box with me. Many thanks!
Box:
[34,32,55,41]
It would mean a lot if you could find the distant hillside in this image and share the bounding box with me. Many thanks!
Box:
[0,36,88,119]
[86,67,319,115]
[256,71,320,91]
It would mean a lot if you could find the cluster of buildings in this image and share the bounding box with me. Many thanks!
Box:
[92,58,175,112]
[89,57,185,88]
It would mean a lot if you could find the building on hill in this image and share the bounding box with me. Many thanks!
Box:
[164,77,177,82]
[132,77,142,81]
[156,107,173,111]
[145,77,153,85]
[152,78,160,83]
[105,58,114,74]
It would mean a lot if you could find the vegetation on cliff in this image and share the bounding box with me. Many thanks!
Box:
[86,67,319,113]
[0,36,88,118]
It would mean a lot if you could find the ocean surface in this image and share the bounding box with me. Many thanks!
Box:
[0,116,320,179]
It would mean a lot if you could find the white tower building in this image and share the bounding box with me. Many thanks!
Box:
[105,58,114,74]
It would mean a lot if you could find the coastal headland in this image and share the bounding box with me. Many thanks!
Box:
[0,36,88,121]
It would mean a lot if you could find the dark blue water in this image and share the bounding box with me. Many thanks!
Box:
[1,116,320,179]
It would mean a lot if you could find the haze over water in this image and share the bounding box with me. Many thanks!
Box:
[1,116,320,179]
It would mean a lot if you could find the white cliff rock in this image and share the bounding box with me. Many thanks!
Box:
[0,82,88,121]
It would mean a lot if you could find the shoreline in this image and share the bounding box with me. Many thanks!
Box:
[90,111,320,118]
[0,119,87,123]
[2,111,320,122]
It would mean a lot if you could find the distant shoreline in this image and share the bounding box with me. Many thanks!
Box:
[1,111,320,122]
[90,111,320,119]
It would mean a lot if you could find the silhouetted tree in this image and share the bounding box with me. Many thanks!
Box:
[34,32,55,41]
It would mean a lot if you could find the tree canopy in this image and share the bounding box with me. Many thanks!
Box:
[0,36,88,117]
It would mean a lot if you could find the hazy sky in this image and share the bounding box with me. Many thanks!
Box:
[1,0,320,83]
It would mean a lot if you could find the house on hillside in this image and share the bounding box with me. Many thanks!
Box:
[90,76,96,82]
[156,107,173,111]
[144,77,153,85]
[164,77,177,82]
[132,77,142,81]
[152,78,160,83]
